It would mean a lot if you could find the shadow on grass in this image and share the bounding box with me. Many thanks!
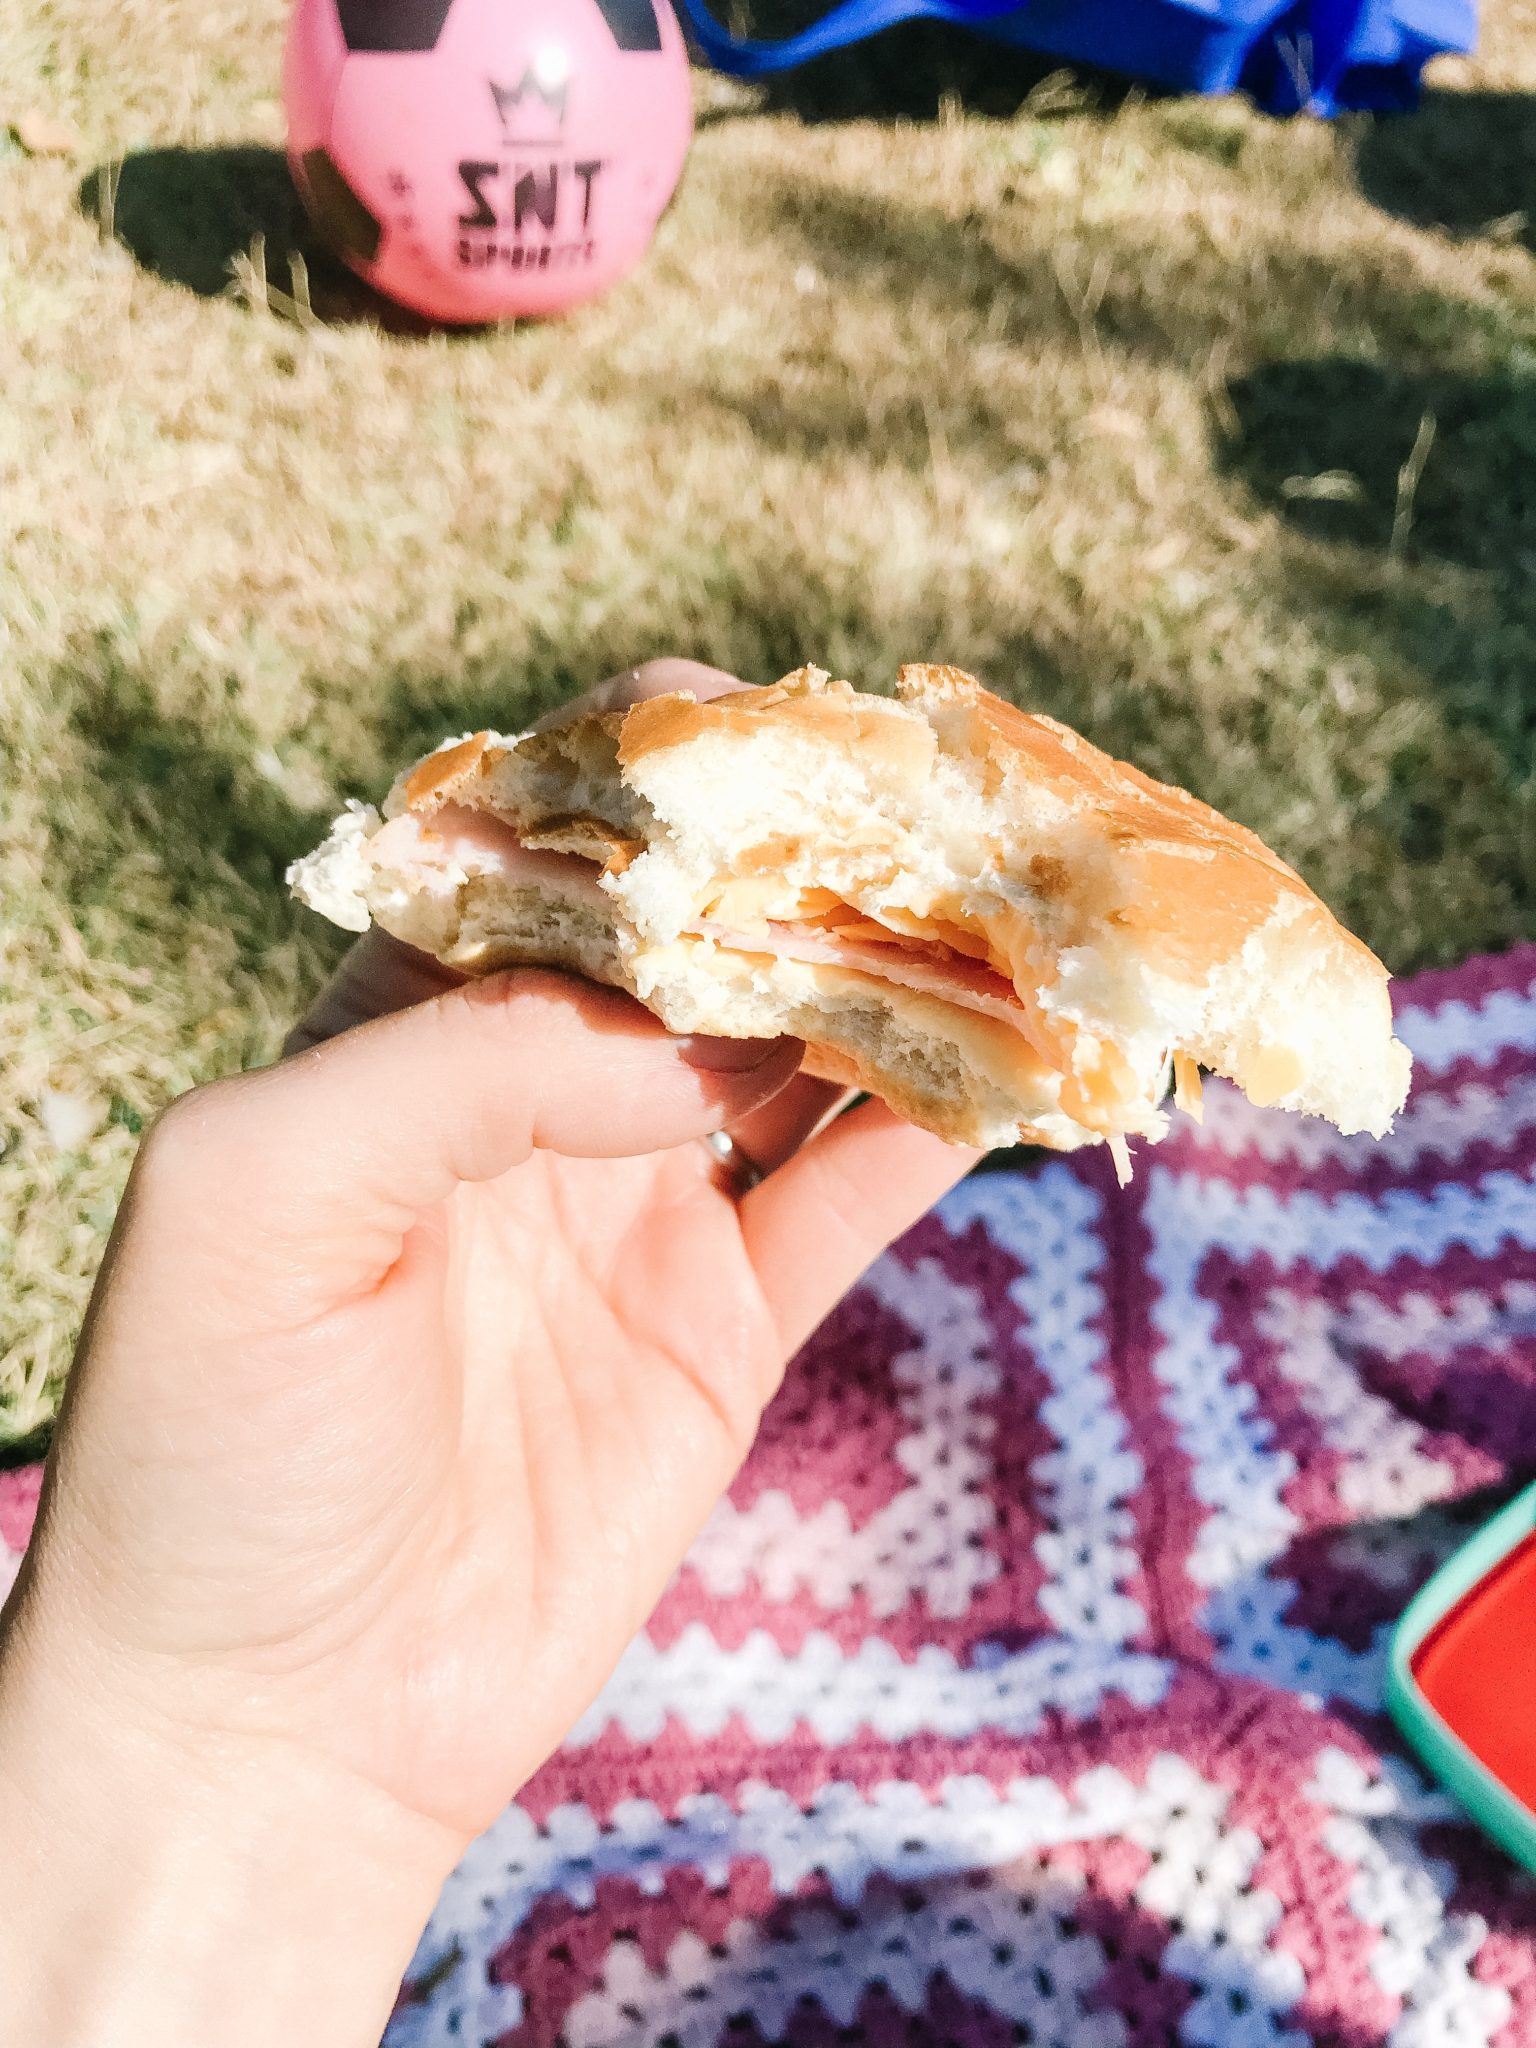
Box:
[1219,356,1536,754]
[81,146,307,299]
[1221,357,1536,576]
[650,158,1524,500]
[78,146,450,330]
[697,8,1130,125]
[1218,356,1536,946]
[1354,87,1536,255]
[60,657,343,974]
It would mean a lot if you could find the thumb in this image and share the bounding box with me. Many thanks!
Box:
[139,971,800,1286]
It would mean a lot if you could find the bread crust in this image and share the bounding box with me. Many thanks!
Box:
[401,732,493,810]
[413,665,1361,984]
[290,663,1412,1154]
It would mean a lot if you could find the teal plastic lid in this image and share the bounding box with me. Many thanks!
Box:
[1389,1477,1536,1874]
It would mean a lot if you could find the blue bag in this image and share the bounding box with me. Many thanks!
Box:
[675,0,1476,116]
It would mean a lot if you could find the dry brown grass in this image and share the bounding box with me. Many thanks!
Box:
[3,0,1536,1443]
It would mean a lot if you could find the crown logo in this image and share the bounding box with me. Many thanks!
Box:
[489,56,570,141]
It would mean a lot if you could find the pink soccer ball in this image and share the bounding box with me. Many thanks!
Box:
[283,0,693,323]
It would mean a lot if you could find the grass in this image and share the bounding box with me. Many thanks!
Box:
[3,0,1536,1446]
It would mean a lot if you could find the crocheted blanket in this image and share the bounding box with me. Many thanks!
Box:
[7,944,1536,2047]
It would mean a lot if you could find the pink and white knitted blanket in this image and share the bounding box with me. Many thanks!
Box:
[7,944,1536,2046]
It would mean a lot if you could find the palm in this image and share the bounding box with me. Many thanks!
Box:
[265,1143,777,1839]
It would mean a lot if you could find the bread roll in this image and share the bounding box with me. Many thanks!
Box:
[289,664,1411,1168]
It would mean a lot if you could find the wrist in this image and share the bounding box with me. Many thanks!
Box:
[0,1597,460,2048]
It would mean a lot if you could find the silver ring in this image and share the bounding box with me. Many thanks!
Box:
[700,1128,765,1197]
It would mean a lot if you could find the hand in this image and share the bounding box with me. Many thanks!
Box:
[0,660,977,2048]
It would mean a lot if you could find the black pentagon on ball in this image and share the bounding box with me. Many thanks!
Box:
[593,0,663,49]
[335,0,456,53]
[297,147,383,262]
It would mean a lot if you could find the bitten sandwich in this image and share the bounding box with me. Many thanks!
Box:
[289,663,1412,1171]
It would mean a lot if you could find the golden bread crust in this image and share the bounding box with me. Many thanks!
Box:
[401,732,492,810]
[291,654,1413,1156]
[894,662,1373,977]
[616,670,937,782]
[392,665,1384,993]
[324,660,1405,1148]
[391,667,1382,994]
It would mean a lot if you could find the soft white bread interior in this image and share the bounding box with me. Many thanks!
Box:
[288,664,1412,1163]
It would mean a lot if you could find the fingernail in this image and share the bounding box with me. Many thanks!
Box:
[678,1034,785,1072]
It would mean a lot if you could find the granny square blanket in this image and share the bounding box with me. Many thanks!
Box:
[7,943,1536,2047]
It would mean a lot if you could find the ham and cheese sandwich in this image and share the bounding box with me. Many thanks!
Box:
[289,662,1411,1171]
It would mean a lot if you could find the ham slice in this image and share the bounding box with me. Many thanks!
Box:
[694,918,1062,1065]
[370,806,610,913]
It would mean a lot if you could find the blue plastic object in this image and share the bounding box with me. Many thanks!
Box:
[675,0,1476,115]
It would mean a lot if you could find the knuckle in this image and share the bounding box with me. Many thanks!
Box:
[132,1076,248,1211]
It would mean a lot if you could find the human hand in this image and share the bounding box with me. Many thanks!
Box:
[0,660,977,2048]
